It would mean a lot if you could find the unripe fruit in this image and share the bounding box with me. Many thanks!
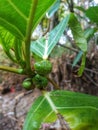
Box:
[22,79,32,90]
[34,60,52,75]
[32,74,48,89]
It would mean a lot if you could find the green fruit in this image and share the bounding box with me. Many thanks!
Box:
[34,60,52,75]
[32,74,48,89]
[22,79,32,90]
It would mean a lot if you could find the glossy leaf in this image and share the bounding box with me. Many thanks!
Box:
[23,90,98,130]
[0,0,56,39]
[85,6,98,24]
[69,13,87,52]
[31,14,70,59]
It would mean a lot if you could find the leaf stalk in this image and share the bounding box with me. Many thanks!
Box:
[0,66,24,74]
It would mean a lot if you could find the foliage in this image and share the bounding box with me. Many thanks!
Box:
[69,13,87,52]
[22,78,32,90]
[34,60,52,75]
[0,0,56,73]
[31,14,70,59]
[85,6,98,24]
[32,74,48,89]
[23,90,98,130]
[0,0,98,130]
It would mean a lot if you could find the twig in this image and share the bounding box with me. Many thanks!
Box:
[64,31,77,48]
[47,76,60,90]
[0,66,24,74]
[67,62,98,75]
[84,72,98,87]
[57,43,79,53]
[66,0,74,12]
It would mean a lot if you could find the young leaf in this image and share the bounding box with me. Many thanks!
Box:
[0,0,56,39]
[85,6,98,24]
[31,14,70,59]
[23,90,98,130]
[69,13,87,52]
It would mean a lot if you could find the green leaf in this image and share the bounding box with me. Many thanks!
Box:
[23,90,98,130]
[69,13,87,52]
[31,37,46,58]
[50,45,65,58]
[85,6,98,24]
[14,38,26,67]
[47,0,60,18]
[0,0,56,39]
[75,6,85,12]
[0,26,16,62]
[72,51,83,67]
[31,14,70,59]
[0,26,25,66]
[84,28,96,41]
[78,52,86,76]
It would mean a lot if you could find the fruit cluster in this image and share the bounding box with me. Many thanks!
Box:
[22,60,52,89]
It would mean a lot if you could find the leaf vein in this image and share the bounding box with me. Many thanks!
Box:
[0,17,24,38]
[7,0,28,21]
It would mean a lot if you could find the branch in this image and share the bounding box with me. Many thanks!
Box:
[57,43,79,53]
[84,72,98,87]
[0,66,24,74]
[47,76,60,90]
[66,0,74,12]
[67,62,98,75]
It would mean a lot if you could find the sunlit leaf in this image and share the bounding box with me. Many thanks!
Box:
[0,26,25,65]
[0,0,56,64]
[31,14,70,59]
[0,0,56,39]
[0,26,16,61]
[23,90,98,130]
